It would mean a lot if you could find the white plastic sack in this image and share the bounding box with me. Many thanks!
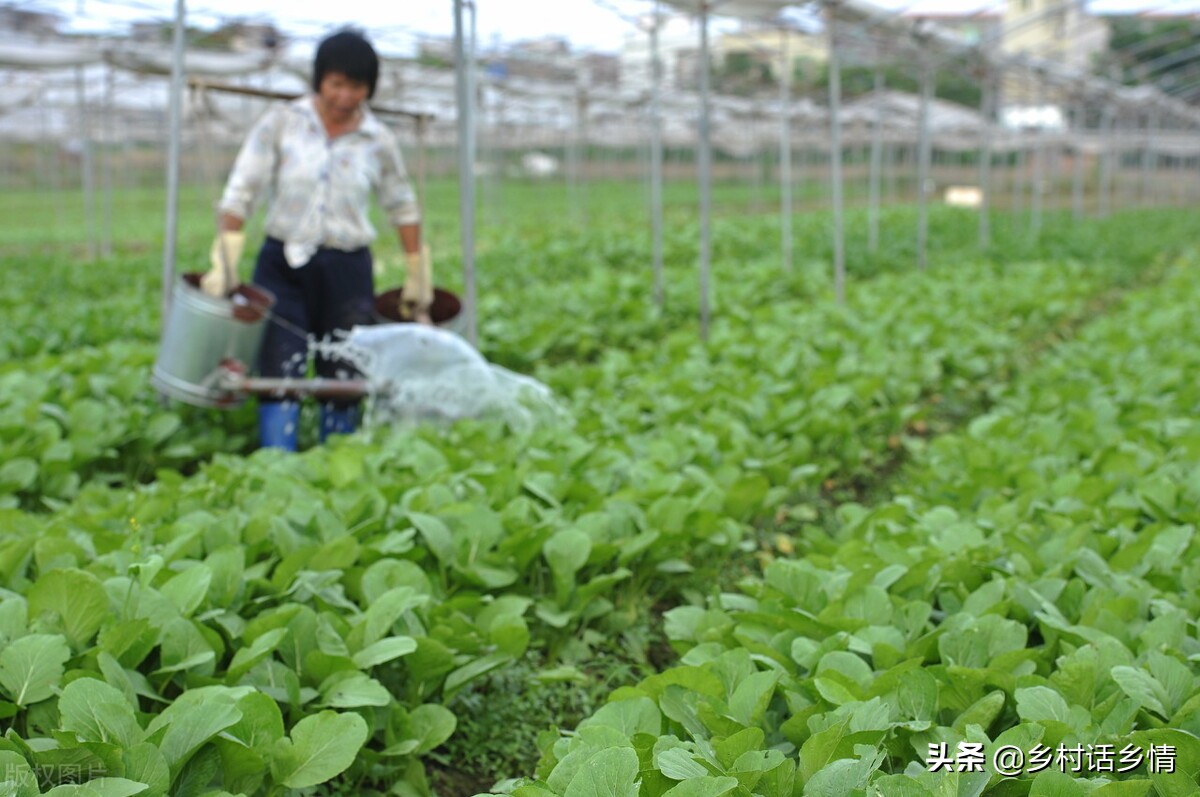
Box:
[342,324,562,431]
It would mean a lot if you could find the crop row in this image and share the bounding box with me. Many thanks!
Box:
[7,199,1189,511]
[511,253,1200,796]
[4,207,1195,515]
[0,246,1171,796]
[4,207,1195,367]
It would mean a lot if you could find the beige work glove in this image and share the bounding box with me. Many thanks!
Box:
[399,244,434,325]
[201,231,245,298]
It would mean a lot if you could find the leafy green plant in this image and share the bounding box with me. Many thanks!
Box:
[502,253,1200,796]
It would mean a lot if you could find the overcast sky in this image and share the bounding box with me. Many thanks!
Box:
[26,0,1200,55]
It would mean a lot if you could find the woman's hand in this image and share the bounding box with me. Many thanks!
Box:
[399,244,434,324]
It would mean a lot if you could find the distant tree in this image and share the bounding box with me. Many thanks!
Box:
[804,57,982,108]
[714,51,776,96]
[1101,17,1200,100]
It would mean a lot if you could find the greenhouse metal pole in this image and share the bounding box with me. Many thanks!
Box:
[1138,109,1149,207]
[828,8,846,303]
[1098,102,1115,218]
[1012,144,1026,220]
[161,0,186,325]
[454,0,479,346]
[868,65,884,254]
[576,76,591,225]
[650,6,665,308]
[1071,98,1085,221]
[779,28,794,273]
[978,61,996,250]
[1030,77,1046,240]
[698,0,713,341]
[101,65,114,257]
[1141,107,1158,207]
[916,48,933,271]
[75,65,97,261]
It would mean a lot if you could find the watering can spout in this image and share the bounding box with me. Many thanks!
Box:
[214,358,375,403]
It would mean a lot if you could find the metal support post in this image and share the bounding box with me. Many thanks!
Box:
[916,49,933,271]
[779,27,794,273]
[829,8,846,301]
[868,65,884,254]
[979,62,996,250]
[698,1,713,340]
[650,5,665,308]
[454,0,478,345]
[161,0,186,327]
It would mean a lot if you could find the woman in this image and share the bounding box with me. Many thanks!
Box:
[201,29,432,451]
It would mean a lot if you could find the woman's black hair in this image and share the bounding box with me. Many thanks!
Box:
[312,30,379,98]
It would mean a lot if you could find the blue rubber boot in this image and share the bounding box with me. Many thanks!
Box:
[259,401,300,451]
[319,404,359,443]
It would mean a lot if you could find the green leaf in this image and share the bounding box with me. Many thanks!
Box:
[547,528,592,578]
[159,566,212,618]
[868,775,934,797]
[0,458,37,492]
[32,746,113,786]
[1028,770,1086,797]
[798,719,885,783]
[360,587,425,648]
[144,413,182,445]
[660,776,740,797]
[58,677,144,748]
[43,779,149,797]
[581,698,662,739]
[352,635,417,669]
[226,628,288,682]
[656,747,709,781]
[121,743,170,797]
[407,704,457,754]
[1015,686,1073,725]
[444,652,512,698]
[409,513,453,564]
[27,568,109,647]
[270,710,369,789]
[0,749,39,797]
[0,633,70,706]
[155,618,215,675]
[319,672,391,708]
[1147,653,1193,717]
[801,755,879,797]
[953,691,1005,734]
[328,448,364,489]
[150,693,243,776]
[728,670,779,727]
[1091,782,1153,797]
[723,474,769,519]
[562,747,640,797]
[898,670,940,724]
[98,619,158,669]
[172,744,220,797]
[224,691,286,751]
[1111,666,1170,718]
[544,530,592,601]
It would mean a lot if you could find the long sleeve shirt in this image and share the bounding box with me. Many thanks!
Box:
[219,95,421,268]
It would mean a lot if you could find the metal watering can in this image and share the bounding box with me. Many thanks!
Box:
[152,273,466,409]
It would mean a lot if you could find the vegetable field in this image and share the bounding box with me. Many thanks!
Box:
[2,199,1200,797]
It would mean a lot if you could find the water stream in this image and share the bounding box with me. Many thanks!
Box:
[304,324,566,433]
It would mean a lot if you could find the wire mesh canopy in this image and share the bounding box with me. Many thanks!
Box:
[0,40,102,69]
[0,39,275,77]
[655,0,797,18]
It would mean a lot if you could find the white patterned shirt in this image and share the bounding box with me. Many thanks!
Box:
[219,95,421,268]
